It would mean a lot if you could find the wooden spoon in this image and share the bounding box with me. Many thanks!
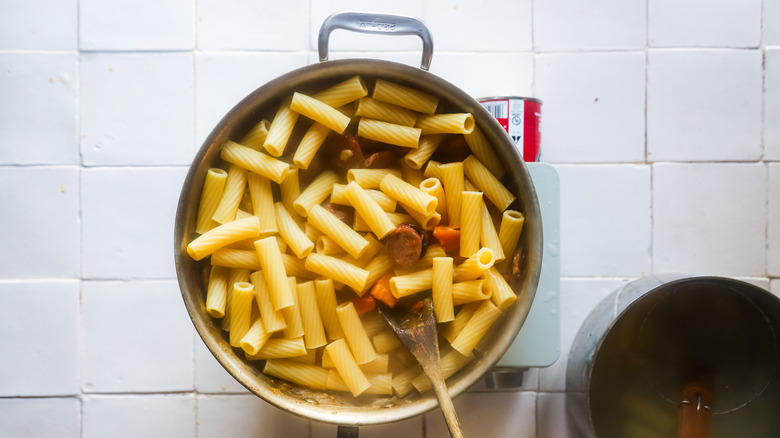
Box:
[377,298,465,438]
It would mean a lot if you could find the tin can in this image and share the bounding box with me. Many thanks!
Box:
[478,96,542,162]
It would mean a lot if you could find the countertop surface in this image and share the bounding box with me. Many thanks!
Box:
[1,0,778,437]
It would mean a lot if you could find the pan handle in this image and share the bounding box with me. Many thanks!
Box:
[336,425,359,438]
[318,12,434,71]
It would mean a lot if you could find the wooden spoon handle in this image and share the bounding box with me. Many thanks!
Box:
[430,374,465,438]
[678,382,712,438]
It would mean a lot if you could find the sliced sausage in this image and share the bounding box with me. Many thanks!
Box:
[387,223,427,266]
[326,133,364,174]
[432,135,471,163]
[362,150,397,168]
[322,201,354,226]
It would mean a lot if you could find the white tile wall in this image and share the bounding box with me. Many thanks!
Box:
[79,0,194,50]
[534,0,646,51]
[647,49,763,162]
[535,52,646,163]
[81,280,194,392]
[0,53,79,165]
[2,2,778,437]
[0,398,80,438]
[653,163,766,275]
[0,0,78,50]
[648,0,762,48]
[82,395,195,438]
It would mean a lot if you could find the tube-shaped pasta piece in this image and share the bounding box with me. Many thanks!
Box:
[344,181,395,239]
[331,184,397,212]
[459,191,483,257]
[254,237,294,310]
[324,338,371,396]
[424,160,443,180]
[360,311,386,337]
[404,134,445,170]
[380,174,437,216]
[355,97,418,127]
[454,247,495,281]
[312,75,368,108]
[360,353,389,374]
[307,204,369,259]
[292,170,339,217]
[450,300,502,356]
[211,164,247,225]
[498,210,525,261]
[293,122,331,169]
[229,282,255,347]
[327,370,393,395]
[279,167,301,218]
[442,302,480,343]
[290,92,350,133]
[392,365,422,397]
[247,337,307,360]
[400,202,441,231]
[240,119,270,150]
[480,201,505,261]
[315,235,345,256]
[373,79,438,114]
[358,254,395,295]
[419,177,448,225]
[221,140,289,184]
[274,202,314,259]
[452,280,488,305]
[357,118,421,148]
[439,162,464,228]
[246,173,277,236]
[222,268,250,331]
[187,216,261,261]
[281,253,317,280]
[372,330,403,354]
[304,223,323,242]
[264,359,329,390]
[415,113,475,135]
[282,277,305,339]
[249,271,286,333]
[463,155,516,212]
[211,248,261,270]
[288,349,317,364]
[393,244,447,276]
[432,257,455,323]
[341,234,384,269]
[205,265,229,318]
[401,161,425,188]
[195,168,228,234]
[314,278,345,341]
[353,212,414,233]
[412,349,472,393]
[464,125,505,178]
[297,281,327,349]
[389,269,433,298]
[347,168,402,189]
[483,266,517,309]
[263,98,299,157]
[240,317,272,356]
[336,302,377,365]
[305,253,369,292]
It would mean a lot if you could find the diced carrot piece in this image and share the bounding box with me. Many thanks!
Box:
[370,274,398,308]
[433,226,460,252]
[409,300,424,314]
[353,295,376,315]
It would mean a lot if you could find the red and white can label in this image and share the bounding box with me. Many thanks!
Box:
[478,97,542,162]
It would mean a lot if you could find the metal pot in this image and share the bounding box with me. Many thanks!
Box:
[567,275,780,438]
[174,12,542,431]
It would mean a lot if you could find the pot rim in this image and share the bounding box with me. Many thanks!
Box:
[174,57,543,426]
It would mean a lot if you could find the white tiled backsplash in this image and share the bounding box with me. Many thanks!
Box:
[1,0,778,436]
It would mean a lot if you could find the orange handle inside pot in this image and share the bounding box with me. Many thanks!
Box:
[678,381,713,438]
